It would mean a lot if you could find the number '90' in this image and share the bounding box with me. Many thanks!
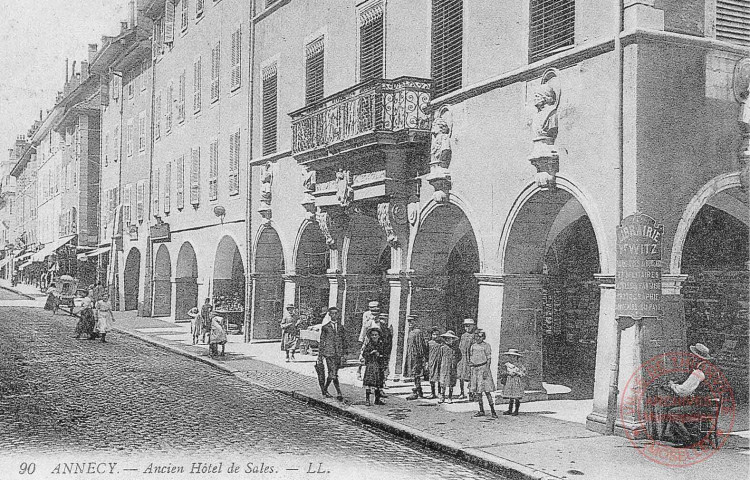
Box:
[19,462,36,474]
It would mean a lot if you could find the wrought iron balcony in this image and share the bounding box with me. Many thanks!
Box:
[290,77,431,162]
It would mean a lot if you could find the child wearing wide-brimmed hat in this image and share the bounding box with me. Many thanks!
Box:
[361,327,388,406]
[438,330,460,403]
[501,349,527,415]
[427,327,443,399]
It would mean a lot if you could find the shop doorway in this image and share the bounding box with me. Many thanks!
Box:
[503,189,601,398]
[213,236,246,335]
[153,244,172,317]
[253,227,285,340]
[410,204,480,334]
[123,248,141,311]
[175,242,199,322]
[294,222,329,322]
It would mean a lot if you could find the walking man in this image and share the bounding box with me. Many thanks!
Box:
[317,306,346,401]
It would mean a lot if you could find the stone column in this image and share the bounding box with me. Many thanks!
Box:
[386,274,408,379]
[247,274,258,342]
[586,274,617,433]
[616,318,647,439]
[282,274,298,308]
[327,273,345,317]
[475,274,505,386]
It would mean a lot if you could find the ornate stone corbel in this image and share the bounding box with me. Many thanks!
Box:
[336,168,354,208]
[377,202,399,248]
[528,69,561,190]
[258,161,273,222]
[427,106,453,203]
[315,211,336,249]
[301,168,317,219]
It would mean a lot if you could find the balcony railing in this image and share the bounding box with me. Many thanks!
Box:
[291,77,431,158]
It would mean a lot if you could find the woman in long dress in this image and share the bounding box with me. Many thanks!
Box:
[95,294,115,343]
[469,329,497,418]
[74,293,96,340]
[209,315,228,357]
[280,304,300,362]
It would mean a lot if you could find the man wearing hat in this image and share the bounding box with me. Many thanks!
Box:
[456,318,476,400]
[358,301,381,343]
[404,314,428,400]
[280,303,300,362]
[438,330,460,403]
[317,306,347,400]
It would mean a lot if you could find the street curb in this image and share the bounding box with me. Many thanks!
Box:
[0,284,37,300]
[114,325,560,480]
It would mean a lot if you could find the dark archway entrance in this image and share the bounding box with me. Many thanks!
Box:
[153,244,172,317]
[123,248,141,311]
[295,223,330,320]
[175,242,199,322]
[410,204,480,335]
[253,227,285,340]
[214,236,246,335]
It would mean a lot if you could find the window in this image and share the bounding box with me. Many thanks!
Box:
[127,119,134,157]
[196,0,204,17]
[164,1,175,44]
[112,75,120,100]
[209,139,219,201]
[211,42,221,102]
[193,57,202,113]
[104,134,109,166]
[230,28,242,91]
[141,59,149,91]
[181,0,189,32]
[153,168,160,215]
[431,0,463,98]
[135,62,141,94]
[529,0,575,63]
[123,184,132,225]
[229,130,240,196]
[136,180,145,222]
[176,155,185,209]
[262,63,278,155]
[178,70,186,122]
[716,1,750,47]
[190,147,201,206]
[138,113,146,152]
[114,126,120,162]
[155,93,162,139]
[166,81,174,132]
[359,4,384,81]
[165,162,172,214]
[305,37,325,105]
[127,70,135,98]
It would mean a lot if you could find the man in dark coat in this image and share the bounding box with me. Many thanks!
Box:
[317,306,346,400]
[404,314,427,400]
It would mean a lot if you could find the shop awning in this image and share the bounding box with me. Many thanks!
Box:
[31,235,76,262]
[15,251,34,261]
[86,245,112,258]
[18,260,33,270]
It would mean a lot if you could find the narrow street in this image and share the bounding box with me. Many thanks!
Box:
[0,305,504,480]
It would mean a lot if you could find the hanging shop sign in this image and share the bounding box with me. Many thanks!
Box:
[615,212,663,319]
[150,221,171,243]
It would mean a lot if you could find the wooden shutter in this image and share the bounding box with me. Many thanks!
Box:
[177,155,185,209]
[136,181,145,221]
[262,64,278,155]
[231,28,242,91]
[229,130,240,196]
[211,43,221,101]
[165,162,172,214]
[190,147,200,205]
[139,113,146,151]
[305,37,325,105]
[113,75,120,100]
[359,4,384,81]
[114,126,120,162]
[717,1,750,47]
[431,0,463,98]
[153,168,160,215]
[197,0,204,16]
[209,139,219,200]
[164,0,175,44]
[104,134,109,166]
[155,94,161,139]
[167,81,173,131]
[178,70,186,122]
[181,0,189,31]
[193,57,202,113]
[127,120,134,156]
[123,184,132,225]
[529,0,575,63]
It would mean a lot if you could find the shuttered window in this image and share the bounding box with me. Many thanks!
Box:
[176,155,185,209]
[154,94,162,139]
[181,0,189,32]
[305,37,325,105]
[104,134,109,166]
[136,180,145,222]
[165,162,172,214]
[123,184,132,225]
[431,0,463,98]
[360,4,384,82]
[127,120,134,157]
[114,126,120,162]
[190,147,201,206]
[138,113,146,152]
[178,70,186,122]
[196,0,204,17]
[231,28,242,91]
[717,1,750,47]
[193,57,202,113]
[211,43,221,102]
[229,130,240,196]
[209,139,219,201]
[153,168,160,216]
[529,0,575,63]
[166,81,174,132]
[262,64,278,155]
[164,1,175,44]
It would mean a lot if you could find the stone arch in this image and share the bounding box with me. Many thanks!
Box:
[292,220,330,317]
[153,244,172,317]
[213,235,247,334]
[252,225,286,340]
[123,247,141,311]
[175,242,199,321]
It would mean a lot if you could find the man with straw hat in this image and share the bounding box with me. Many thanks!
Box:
[456,318,476,400]
[501,349,527,416]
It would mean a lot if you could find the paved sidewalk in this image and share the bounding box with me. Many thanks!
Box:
[103,311,748,480]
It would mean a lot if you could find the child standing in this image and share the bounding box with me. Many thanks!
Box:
[469,329,497,418]
[438,331,459,403]
[502,349,527,415]
[200,298,213,344]
[427,327,443,399]
[188,307,201,344]
[361,328,388,406]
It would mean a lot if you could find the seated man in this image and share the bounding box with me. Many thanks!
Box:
[665,343,714,446]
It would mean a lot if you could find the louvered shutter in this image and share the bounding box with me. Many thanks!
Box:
[104,134,109,166]
[127,120,134,156]
[167,81,174,131]
[181,0,189,31]
[177,155,185,209]
[139,114,146,151]
[153,168,160,215]
[305,37,325,105]
[717,1,750,47]
[193,58,202,113]
[136,181,145,221]
[431,0,463,98]
[360,4,384,81]
[114,126,120,162]
[165,162,172,214]
[262,64,278,155]
[229,130,240,196]
[197,0,204,16]
[211,43,221,101]
[164,1,175,44]
[231,28,242,91]
[209,139,219,200]
[155,94,161,139]
[529,0,575,63]
[123,184,132,225]
[178,70,186,122]
[190,147,200,205]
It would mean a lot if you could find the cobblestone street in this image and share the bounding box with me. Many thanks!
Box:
[0,306,503,480]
